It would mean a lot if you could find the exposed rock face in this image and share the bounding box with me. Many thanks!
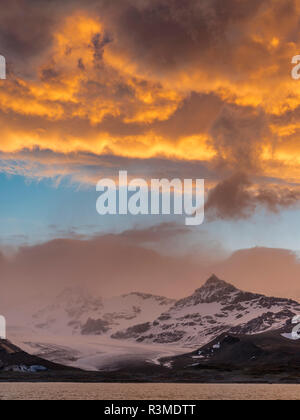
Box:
[81,318,111,335]
[111,323,152,340]
[112,275,300,346]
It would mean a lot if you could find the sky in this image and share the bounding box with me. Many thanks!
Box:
[2,0,300,303]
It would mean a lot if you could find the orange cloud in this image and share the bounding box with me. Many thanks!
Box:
[0,13,184,126]
[1,2,300,198]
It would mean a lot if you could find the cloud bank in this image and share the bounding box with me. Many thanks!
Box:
[1,0,300,219]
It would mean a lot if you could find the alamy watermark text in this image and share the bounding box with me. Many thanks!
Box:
[0,316,6,339]
[0,55,6,80]
[96,171,205,226]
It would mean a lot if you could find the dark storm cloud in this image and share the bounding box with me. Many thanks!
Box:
[206,173,255,220]
[0,0,287,78]
[102,0,264,77]
[209,104,270,171]
[0,0,73,75]
[206,172,300,220]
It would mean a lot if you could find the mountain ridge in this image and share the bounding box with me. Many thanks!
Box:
[112,275,300,346]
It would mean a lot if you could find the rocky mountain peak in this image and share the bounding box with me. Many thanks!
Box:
[188,275,238,305]
[202,275,237,290]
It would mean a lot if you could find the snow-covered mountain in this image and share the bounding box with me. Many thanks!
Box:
[112,275,300,346]
[32,288,176,336]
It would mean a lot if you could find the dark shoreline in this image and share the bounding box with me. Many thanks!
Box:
[2,364,300,384]
[3,330,300,384]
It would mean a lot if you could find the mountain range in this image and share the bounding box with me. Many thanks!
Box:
[112,275,300,346]
[32,288,176,336]
[30,275,300,349]
[4,275,300,382]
